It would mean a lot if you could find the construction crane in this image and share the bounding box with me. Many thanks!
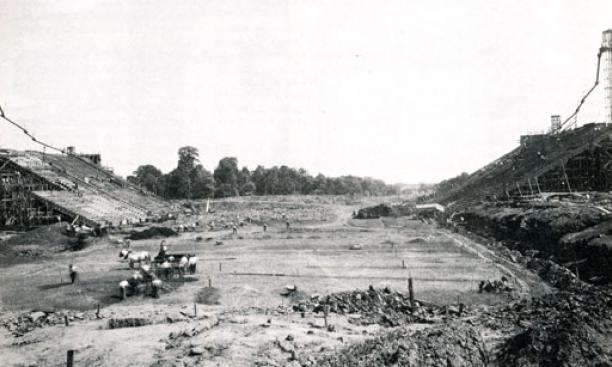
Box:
[558,29,612,132]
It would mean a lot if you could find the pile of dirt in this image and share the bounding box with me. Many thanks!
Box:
[293,286,465,327]
[354,204,394,219]
[308,323,487,367]
[195,287,221,305]
[0,224,71,263]
[495,288,611,366]
[128,226,178,240]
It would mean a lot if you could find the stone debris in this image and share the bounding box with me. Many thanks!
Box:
[478,277,514,293]
[293,286,465,327]
[306,323,488,367]
[107,317,151,329]
[0,309,98,337]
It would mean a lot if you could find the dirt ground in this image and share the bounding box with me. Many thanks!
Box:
[0,198,537,367]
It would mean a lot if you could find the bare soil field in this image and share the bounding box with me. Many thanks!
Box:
[0,197,534,367]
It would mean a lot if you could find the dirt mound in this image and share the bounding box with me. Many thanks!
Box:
[195,287,221,305]
[128,226,178,240]
[310,323,487,366]
[354,204,394,219]
[496,289,612,366]
[0,224,71,264]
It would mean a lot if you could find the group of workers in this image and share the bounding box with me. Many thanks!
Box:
[67,218,292,301]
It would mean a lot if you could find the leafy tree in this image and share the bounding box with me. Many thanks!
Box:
[127,164,164,195]
[191,164,215,199]
[214,157,240,197]
[178,146,199,172]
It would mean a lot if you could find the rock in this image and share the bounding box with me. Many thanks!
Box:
[277,340,295,354]
[29,312,46,322]
[189,346,204,356]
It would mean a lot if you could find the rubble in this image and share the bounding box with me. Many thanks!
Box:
[307,323,488,367]
[0,309,99,337]
[478,277,514,293]
[293,286,465,327]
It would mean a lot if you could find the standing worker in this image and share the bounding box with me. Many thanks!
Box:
[263,223,267,232]
[68,264,78,284]
[286,220,290,231]
[158,240,168,259]
[119,280,129,300]
[151,278,162,298]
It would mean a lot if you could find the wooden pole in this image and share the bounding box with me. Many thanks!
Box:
[527,178,534,196]
[323,305,330,328]
[96,304,100,319]
[219,262,222,272]
[402,259,406,269]
[67,350,74,367]
[515,182,523,197]
[208,277,212,288]
[408,278,415,313]
[194,302,197,318]
[64,315,69,327]
[560,159,573,193]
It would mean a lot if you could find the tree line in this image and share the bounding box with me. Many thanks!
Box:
[127,146,398,199]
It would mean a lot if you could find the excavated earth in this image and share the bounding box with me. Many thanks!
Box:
[1,196,611,366]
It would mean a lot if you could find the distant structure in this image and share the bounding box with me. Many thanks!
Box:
[550,115,562,134]
[602,29,612,125]
[0,148,171,229]
[431,29,612,206]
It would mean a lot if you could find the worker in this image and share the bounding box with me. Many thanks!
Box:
[151,278,162,298]
[188,256,198,275]
[178,256,189,277]
[158,240,168,258]
[160,260,172,280]
[119,280,129,300]
[286,220,290,230]
[263,223,267,232]
[69,264,78,284]
[232,225,238,235]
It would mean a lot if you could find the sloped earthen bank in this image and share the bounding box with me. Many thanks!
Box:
[453,202,612,283]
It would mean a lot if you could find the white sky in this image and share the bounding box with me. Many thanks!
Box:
[1,1,611,184]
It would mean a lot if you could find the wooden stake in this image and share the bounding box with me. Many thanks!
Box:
[67,350,74,367]
[408,278,415,313]
[194,302,197,318]
[208,277,212,288]
[219,262,222,272]
[64,315,69,327]
[402,259,406,269]
[323,305,330,328]
[96,304,100,319]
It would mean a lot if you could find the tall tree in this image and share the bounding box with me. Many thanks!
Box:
[128,165,164,195]
[213,157,240,198]
[190,164,215,199]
